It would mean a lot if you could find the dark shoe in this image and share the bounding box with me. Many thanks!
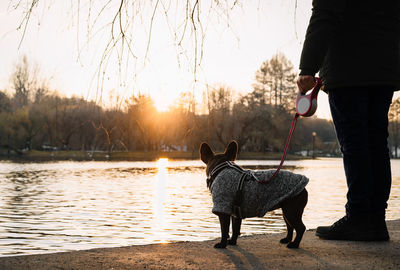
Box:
[371,215,390,241]
[316,215,375,241]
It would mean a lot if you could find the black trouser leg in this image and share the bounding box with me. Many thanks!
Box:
[328,86,393,216]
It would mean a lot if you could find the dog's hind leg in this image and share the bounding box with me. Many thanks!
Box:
[228,216,242,245]
[282,189,308,248]
[280,214,293,244]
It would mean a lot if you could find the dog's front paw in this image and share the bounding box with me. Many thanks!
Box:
[227,238,237,245]
[286,242,299,249]
[280,237,290,244]
[214,242,227,249]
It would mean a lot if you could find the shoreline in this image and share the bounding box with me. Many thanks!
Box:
[0,150,315,162]
[1,219,399,269]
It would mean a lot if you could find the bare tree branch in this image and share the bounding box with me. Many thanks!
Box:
[16,0,39,49]
[144,0,160,62]
[10,0,242,104]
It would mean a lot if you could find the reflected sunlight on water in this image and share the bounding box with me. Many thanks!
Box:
[152,158,169,243]
[0,158,399,256]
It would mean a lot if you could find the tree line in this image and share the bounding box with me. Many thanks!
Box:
[5,53,395,158]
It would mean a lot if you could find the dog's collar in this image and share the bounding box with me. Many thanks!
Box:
[206,161,244,189]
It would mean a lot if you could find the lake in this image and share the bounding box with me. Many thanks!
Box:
[0,158,399,256]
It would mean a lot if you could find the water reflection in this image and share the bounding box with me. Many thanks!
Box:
[0,159,399,256]
[153,158,169,243]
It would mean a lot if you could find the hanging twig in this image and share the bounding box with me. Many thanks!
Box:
[144,0,161,63]
[17,0,39,49]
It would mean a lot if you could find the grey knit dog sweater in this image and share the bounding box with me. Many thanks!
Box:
[210,165,309,219]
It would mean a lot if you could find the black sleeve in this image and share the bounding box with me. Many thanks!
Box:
[299,0,346,76]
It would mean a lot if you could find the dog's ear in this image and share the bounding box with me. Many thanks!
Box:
[200,142,214,164]
[224,141,238,161]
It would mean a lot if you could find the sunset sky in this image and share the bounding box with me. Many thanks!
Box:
[0,0,336,119]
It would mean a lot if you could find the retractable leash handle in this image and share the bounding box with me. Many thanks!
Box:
[258,77,323,184]
[296,77,322,117]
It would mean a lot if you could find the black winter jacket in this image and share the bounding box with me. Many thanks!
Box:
[299,0,400,90]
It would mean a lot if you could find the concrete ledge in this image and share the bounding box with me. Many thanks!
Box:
[1,219,399,269]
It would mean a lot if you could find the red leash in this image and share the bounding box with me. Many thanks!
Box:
[258,77,322,184]
[257,113,299,184]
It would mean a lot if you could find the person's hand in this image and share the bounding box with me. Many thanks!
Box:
[297,75,316,94]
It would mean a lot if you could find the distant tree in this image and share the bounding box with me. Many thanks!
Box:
[0,92,12,113]
[0,112,16,152]
[253,53,297,112]
[3,108,31,152]
[11,56,36,108]
[118,111,134,151]
[33,83,49,104]
[10,56,50,109]
[93,109,123,153]
[34,94,60,148]
[206,85,234,149]
[55,97,91,150]
[166,92,199,152]
[126,94,159,151]
[75,102,101,151]
[231,97,255,152]
[173,92,196,115]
